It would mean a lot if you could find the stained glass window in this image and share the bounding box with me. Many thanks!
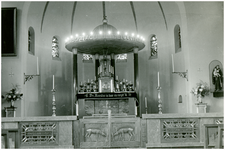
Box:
[52,36,59,58]
[174,25,181,53]
[150,35,158,58]
[82,54,93,63]
[116,54,127,62]
[28,27,35,55]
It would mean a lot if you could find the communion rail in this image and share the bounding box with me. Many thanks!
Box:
[142,113,223,148]
[1,113,223,148]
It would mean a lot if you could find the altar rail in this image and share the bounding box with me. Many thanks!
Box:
[1,116,78,149]
[1,113,224,149]
[142,113,223,148]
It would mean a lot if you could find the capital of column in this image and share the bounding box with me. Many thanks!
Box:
[95,54,99,60]
[133,47,139,54]
[72,48,77,54]
[111,53,115,59]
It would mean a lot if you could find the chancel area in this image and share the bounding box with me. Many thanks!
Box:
[1,1,224,149]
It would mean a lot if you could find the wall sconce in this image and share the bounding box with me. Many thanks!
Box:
[172,70,188,81]
[24,57,40,84]
[171,54,188,81]
[24,73,40,84]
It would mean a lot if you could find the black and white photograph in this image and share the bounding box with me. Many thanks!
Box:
[1,1,224,149]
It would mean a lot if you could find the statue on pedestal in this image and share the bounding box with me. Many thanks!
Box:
[212,65,223,92]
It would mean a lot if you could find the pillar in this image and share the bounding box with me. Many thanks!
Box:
[95,54,99,79]
[133,47,139,116]
[72,48,78,116]
[111,53,115,81]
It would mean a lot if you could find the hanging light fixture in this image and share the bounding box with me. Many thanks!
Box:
[65,2,145,55]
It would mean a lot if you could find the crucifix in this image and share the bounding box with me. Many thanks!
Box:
[9,68,14,77]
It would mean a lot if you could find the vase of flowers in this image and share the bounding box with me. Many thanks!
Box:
[2,85,23,107]
[191,80,210,103]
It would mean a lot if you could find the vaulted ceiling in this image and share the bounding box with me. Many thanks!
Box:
[35,1,170,38]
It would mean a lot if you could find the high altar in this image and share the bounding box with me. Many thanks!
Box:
[1,3,224,149]
[65,16,145,118]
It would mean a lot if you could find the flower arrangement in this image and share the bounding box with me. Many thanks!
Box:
[2,85,23,107]
[191,80,210,103]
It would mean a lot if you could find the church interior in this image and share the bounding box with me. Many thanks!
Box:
[1,1,224,149]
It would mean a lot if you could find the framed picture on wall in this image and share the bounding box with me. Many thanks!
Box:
[1,7,17,56]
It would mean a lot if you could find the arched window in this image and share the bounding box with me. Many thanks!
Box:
[28,27,35,55]
[149,34,158,59]
[82,54,93,63]
[116,54,127,63]
[174,25,181,53]
[52,36,60,59]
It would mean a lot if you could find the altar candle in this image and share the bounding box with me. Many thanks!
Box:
[158,72,160,86]
[172,54,174,72]
[53,75,54,89]
[145,97,147,108]
[37,57,39,75]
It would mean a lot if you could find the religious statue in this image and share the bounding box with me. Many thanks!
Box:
[212,65,223,92]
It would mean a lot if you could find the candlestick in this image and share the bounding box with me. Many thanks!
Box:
[37,57,39,75]
[53,75,55,89]
[157,72,160,86]
[52,89,56,116]
[172,54,174,72]
[145,97,148,114]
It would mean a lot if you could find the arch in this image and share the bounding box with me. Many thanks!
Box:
[28,26,35,55]
[149,34,158,59]
[174,24,182,53]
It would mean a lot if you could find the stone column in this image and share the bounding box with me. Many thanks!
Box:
[95,54,99,79]
[72,48,78,116]
[111,53,115,81]
[133,47,139,116]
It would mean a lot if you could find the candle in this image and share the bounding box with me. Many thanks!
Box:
[53,75,54,89]
[37,57,39,75]
[158,72,160,86]
[145,97,147,108]
[172,54,174,72]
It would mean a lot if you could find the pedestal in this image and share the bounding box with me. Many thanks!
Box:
[195,103,207,113]
[4,107,17,117]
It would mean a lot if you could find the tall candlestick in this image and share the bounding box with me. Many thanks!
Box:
[53,75,54,89]
[145,97,147,108]
[37,57,39,75]
[172,54,174,72]
[158,72,160,86]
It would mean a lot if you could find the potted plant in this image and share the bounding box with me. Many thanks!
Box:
[2,84,23,107]
[191,80,210,103]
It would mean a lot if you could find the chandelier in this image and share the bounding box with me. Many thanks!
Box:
[65,3,145,55]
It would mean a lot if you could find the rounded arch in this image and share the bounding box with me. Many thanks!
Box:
[28,26,35,55]
[149,34,158,59]
[174,24,181,53]
[52,35,60,59]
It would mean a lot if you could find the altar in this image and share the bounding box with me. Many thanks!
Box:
[77,92,137,118]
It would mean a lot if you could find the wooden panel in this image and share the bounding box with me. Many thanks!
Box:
[79,117,140,148]
[140,119,147,148]
[147,119,161,144]
[73,120,80,148]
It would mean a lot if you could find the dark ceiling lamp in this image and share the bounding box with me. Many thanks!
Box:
[65,2,145,54]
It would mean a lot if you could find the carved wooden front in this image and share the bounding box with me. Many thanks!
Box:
[80,117,140,148]
[161,118,200,143]
[20,122,59,146]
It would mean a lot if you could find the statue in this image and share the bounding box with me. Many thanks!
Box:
[212,65,223,92]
